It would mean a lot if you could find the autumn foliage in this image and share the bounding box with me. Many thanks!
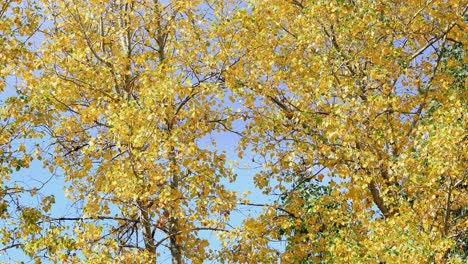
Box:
[0,0,466,263]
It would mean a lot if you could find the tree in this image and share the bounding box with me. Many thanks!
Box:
[0,0,466,263]
[434,37,467,262]
[219,0,467,262]
[3,0,238,263]
[1,0,39,179]
[1,0,45,258]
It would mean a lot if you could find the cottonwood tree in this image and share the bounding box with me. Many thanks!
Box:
[3,0,238,263]
[1,1,39,180]
[219,0,467,262]
[1,0,466,263]
[1,0,47,259]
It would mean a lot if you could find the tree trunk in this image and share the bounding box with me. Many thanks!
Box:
[168,146,183,264]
